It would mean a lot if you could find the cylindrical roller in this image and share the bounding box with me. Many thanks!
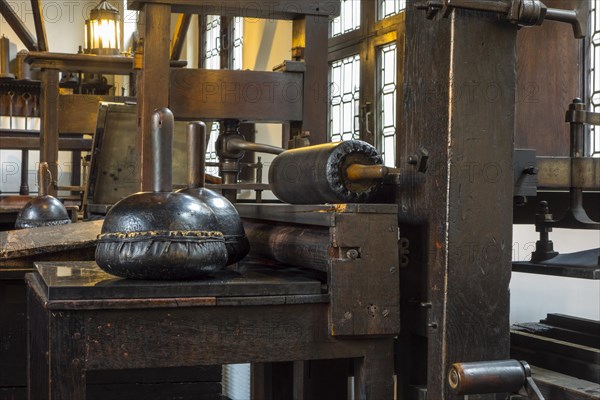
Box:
[0,36,15,79]
[244,221,329,271]
[16,49,32,80]
[269,140,383,205]
[151,108,173,193]
[187,121,206,188]
[448,360,527,395]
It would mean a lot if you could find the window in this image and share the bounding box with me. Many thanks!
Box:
[232,17,244,71]
[202,16,245,174]
[330,0,361,38]
[329,55,361,142]
[589,2,600,157]
[377,42,397,166]
[378,0,406,20]
[204,15,221,70]
[328,3,404,166]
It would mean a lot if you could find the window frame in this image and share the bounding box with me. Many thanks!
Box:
[328,2,405,167]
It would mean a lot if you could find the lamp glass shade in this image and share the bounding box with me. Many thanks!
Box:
[85,1,120,55]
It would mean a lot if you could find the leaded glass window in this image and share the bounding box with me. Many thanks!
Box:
[378,0,406,20]
[329,55,361,142]
[232,17,244,70]
[377,43,397,166]
[330,0,361,37]
[204,15,221,70]
[589,2,600,157]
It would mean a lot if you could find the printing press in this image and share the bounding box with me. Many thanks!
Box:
[0,0,599,399]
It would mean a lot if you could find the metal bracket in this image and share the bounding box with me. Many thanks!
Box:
[416,0,587,39]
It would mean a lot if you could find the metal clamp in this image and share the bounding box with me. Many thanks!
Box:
[416,0,586,39]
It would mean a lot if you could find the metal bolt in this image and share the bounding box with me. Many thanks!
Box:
[389,266,397,274]
[344,312,352,320]
[428,322,438,329]
[420,302,432,309]
[382,309,390,318]
[346,249,359,259]
[73,332,81,340]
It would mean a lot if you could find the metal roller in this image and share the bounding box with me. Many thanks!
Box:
[268,140,391,205]
[244,221,330,271]
[95,108,228,280]
[448,360,545,400]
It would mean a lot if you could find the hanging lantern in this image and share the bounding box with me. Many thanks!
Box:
[84,1,121,55]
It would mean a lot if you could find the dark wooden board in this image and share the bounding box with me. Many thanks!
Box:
[87,366,221,384]
[532,366,600,400]
[0,220,101,261]
[34,260,324,301]
[511,331,600,384]
[169,69,303,122]
[86,382,222,400]
[127,0,341,18]
[0,387,26,400]
[542,314,600,337]
[0,281,27,388]
[512,322,600,349]
[512,249,600,280]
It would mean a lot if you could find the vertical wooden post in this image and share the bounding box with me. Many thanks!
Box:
[136,3,171,191]
[292,16,329,145]
[40,69,60,196]
[398,3,517,399]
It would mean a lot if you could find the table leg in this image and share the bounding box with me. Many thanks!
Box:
[27,287,49,399]
[353,339,395,400]
[28,286,86,400]
[49,311,86,399]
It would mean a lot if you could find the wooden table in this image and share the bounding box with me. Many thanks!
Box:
[27,261,395,400]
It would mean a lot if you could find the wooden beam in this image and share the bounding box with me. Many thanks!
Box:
[397,3,518,399]
[127,0,341,19]
[170,14,192,61]
[169,69,303,122]
[291,16,329,144]
[137,3,172,191]
[0,0,37,50]
[27,52,134,75]
[30,0,48,52]
[0,137,92,151]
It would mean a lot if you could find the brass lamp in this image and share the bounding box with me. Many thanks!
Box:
[84,1,121,55]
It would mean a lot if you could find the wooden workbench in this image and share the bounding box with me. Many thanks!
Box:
[27,261,395,399]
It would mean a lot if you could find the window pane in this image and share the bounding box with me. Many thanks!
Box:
[330,0,361,38]
[232,17,244,70]
[205,122,220,176]
[377,43,397,167]
[329,55,361,142]
[590,2,600,157]
[378,0,406,20]
[204,15,221,70]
